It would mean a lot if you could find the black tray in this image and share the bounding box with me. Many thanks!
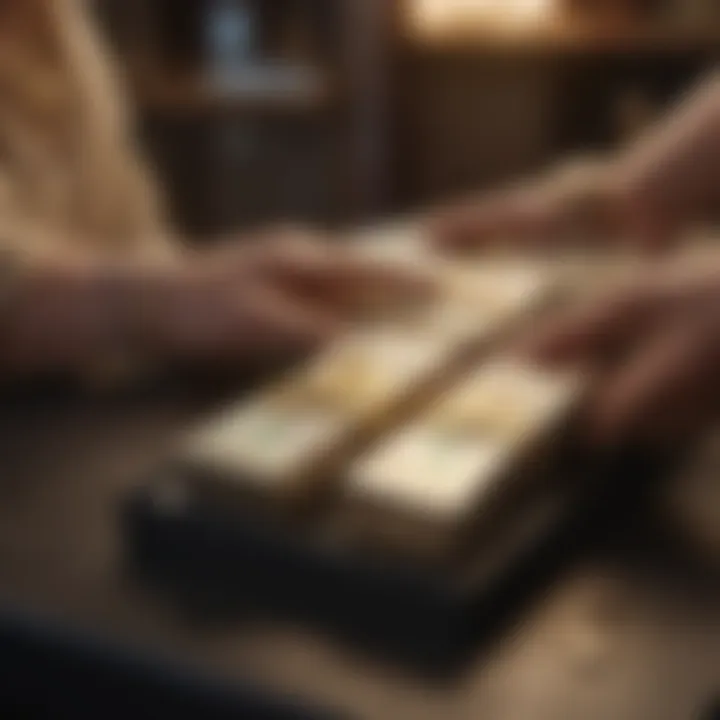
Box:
[122,447,669,675]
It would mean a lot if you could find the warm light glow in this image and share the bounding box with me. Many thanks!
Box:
[409,0,557,35]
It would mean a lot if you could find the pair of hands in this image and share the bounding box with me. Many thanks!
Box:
[17,181,718,446]
[427,73,720,445]
[11,195,720,446]
[429,72,720,445]
[15,72,720,445]
[198,214,720,446]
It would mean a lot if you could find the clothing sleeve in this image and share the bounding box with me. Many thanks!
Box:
[0,171,161,389]
[49,0,181,263]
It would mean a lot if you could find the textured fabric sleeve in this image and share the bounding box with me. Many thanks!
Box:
[51,0,181,262]
[0,171,161,388]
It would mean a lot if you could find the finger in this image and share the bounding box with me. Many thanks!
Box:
[260,243,436,316]
[224,283,343,362]
[430,159,610,254]
[519,282,662,365]
[518,260,720,365]
[248,225,336,259]
[589,317,720,445]
[429,192,521,252]
[430,187,566,254]
[166,281,343,369]
[197,225,323,279]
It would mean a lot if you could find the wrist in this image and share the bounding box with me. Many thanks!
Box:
[38,260,183,384]
[0,260,121,378]
[86,261,182,367]
[0,253,184,382]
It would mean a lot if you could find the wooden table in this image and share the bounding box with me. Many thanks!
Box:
[0,388,717,720]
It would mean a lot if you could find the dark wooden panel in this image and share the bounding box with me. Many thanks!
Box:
[142,115,341,237]
[396,55,560,208]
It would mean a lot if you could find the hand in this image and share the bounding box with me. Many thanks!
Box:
[0,230,435,378]
[430,158,620,253]
[137,260,340,370]
[197,227,435,319]
[144,230,434,370]
[431,74,720,255]
[520,261,720,444]
[0,258,337,378]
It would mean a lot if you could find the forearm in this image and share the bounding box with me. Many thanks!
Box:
[610,72,720,228]
[0,249,178,382]
[536,75,720,245]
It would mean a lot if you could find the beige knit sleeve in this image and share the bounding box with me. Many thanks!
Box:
[0,196,159,388]
[50,0,180,262]
[0,166,68,266]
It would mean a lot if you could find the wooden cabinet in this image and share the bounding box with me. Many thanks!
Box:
[94,0,396,237]
[396,55,558,207]
[94,1,720,229]
[394,13,720,207]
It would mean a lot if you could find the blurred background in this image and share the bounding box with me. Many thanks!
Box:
[0,5,719,717]
[94,0,720,238]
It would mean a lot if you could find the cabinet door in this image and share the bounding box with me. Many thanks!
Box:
[144,115,341,237]
[397,57,559,206]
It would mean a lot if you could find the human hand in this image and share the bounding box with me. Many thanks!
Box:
[198,227,435,319]
[0,256,337,378]
[519,261,720,444]
[430,158,620,253]
[137,258,339,371]
[0,230,435,379]
[431,74,720,255]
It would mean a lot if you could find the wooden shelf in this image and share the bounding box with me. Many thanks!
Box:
[99,0,395,226]
[131,63,334,115]
[403,22,720,57]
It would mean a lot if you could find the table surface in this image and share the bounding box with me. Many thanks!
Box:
[0,387,718,720]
